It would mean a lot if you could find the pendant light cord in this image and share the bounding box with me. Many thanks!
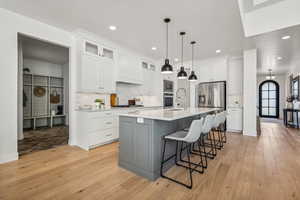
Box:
[166,23,168,59]
[181,34,184,66]
[192,43,194,71]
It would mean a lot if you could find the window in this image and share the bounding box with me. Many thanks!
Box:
[259,80,279,118]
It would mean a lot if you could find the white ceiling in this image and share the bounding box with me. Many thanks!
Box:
[20,34,69,65]
[245,25,300,75]
[1,0,299,75]
[0,0,245,61]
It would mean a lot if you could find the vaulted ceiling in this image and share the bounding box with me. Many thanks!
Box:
[1,0,300,75]
[0,0,245,61]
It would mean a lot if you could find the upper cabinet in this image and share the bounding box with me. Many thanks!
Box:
[76,31,160,91]
[77,39,116,93]
[84,41,100,56]
[228,58,243,95]
[117,51,142,85]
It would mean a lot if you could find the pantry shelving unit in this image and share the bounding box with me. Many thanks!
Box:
[23,73,66,130]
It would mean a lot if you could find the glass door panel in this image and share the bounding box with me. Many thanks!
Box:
[259,81,279,118]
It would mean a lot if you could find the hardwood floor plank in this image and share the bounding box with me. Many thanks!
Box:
[0,122,300,200]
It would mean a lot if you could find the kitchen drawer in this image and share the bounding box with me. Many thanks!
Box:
[86,111,113,119]
[88,117,114,132]
[88,129,115,147]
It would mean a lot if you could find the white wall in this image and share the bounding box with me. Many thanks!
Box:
[23,58,63,77]
[257,74,286,119]
[0,8,76,163]
[62,63,69,125]
[243,49,257,136]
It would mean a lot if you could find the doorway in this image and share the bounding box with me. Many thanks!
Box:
[17,34,70,156]
[259,80,280,118]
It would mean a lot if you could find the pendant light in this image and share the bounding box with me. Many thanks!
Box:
[266,69,276,80]
[188,41,198,81]
[161,18,173,74]
[177,32,187,79]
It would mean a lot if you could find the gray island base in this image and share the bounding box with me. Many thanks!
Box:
[118,108,219,181]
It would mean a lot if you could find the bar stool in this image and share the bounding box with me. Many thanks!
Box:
[160,118,204,189]
[188,114,216,169]
[202,114,217,158]
[211,113,224,150]
[219,111,227,143]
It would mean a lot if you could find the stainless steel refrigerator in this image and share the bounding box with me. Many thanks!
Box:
[196,81,226,110]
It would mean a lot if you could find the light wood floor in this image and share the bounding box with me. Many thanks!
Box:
[1,122,300,200]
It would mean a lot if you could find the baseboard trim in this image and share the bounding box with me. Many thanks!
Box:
[0,152,19,164]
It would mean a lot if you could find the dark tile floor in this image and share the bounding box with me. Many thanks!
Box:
[18,126,69,156]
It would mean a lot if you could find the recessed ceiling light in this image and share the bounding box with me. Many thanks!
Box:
[109,25,117,31]
[151,47,157,51]
[216,49,221,54]
[281,35,291,40]
[277,56,282,60]
[174,58,179,62]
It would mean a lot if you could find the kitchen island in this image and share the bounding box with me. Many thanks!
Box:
[118,107,220,181]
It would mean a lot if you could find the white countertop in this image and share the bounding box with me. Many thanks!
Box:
[119,107,220,121]
[76,106,163,112]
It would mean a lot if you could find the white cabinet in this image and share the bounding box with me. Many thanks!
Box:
[100,56,116,93]
[76,111,118,150]
[227,108,243,132]
[117,52,142,84]
[228,58,243,95]
[84,40,101,57]
[77,40,116,93]
[80,54,103,92]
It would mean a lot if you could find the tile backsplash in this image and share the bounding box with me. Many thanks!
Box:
[116,83,144,105]
[76,93,110,108]
[75,83,163,109]
[116,83,162,106]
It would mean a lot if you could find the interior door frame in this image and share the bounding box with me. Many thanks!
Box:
[17,32,71,148]
[259,80,280,118]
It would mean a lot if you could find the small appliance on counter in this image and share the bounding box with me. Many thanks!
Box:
[128,99,136,106]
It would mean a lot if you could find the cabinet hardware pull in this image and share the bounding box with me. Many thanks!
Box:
[106,134,112,137]
[106,122,112,124]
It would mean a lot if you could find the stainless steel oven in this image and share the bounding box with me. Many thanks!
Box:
[163,80,174,93]
[163,93,174,108]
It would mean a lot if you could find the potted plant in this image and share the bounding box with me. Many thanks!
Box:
[94,99,103,109]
